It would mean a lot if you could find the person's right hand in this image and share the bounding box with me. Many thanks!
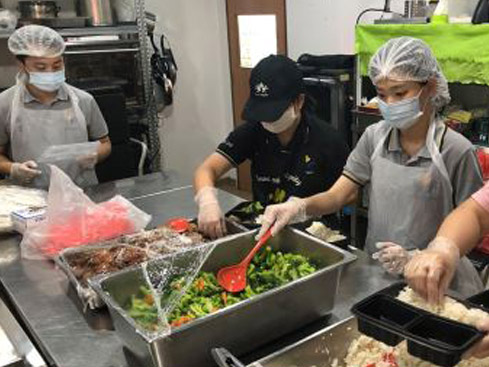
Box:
[195,186,227,239]
[256,197,307,239]
[466,319,489,359]
[404,236,460,304]
[10,161,41,184]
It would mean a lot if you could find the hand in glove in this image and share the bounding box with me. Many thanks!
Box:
[77,152,98,170]
[256,197,308,240]
[404,237,460,304]
[372,242,411,275]
[195,186,226,239]
[10,161,41,184]
[467,318,489,359]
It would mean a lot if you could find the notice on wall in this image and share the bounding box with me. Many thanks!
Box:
[238,14,277,69]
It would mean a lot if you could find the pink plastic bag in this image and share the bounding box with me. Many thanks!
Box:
[20,166,151,260]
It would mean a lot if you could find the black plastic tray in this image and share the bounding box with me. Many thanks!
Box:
[225,201,263,230]
[351,282,485,367]
[292,217,350,250]
[226,201,351,248]
[467,289,489,311]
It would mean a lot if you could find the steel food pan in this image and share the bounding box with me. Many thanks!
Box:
[91,228,357,367]
[251,316,358,367]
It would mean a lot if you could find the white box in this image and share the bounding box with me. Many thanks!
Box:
[10,207,46,234]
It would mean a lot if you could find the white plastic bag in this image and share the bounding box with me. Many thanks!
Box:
[20,166,151,260]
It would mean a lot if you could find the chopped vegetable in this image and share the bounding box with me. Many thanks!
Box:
[236,201,264,215]
[126,246,317,331]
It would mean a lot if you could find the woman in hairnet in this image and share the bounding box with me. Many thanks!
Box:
[256,37,484,297]
[0,25,111,187]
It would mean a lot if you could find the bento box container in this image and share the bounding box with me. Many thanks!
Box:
[353,294,421,346]
[351,282,485,367]
[56,219,246,309]
[90,228,357,367]
[406,315,483,367]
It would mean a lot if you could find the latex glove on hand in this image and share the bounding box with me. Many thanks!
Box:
[466,319,489,359]
[10,161,41,184]
[372,242,411,275]
[195,186,226,240]
[256,197,308,240]
[404,236,460,305]
[77,152,98,170]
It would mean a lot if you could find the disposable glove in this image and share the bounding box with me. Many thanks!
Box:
[195,186,226,239]
[372,242,412,275]
[466,318,489,359]
[10,161,41,184]
[404,236,460,304]
[256,197,308,240]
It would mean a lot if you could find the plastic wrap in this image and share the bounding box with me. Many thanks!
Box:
[33,141,99,189]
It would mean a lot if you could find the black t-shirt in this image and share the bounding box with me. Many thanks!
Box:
[216,111,350,206]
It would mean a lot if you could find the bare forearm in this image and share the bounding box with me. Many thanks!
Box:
[194,165,218,193]
[304,175,359,217]
[305,191,345,217]
[194,153,232,194]
[0,151,12,176]
[437,199,489,256]
[97,138,111,163]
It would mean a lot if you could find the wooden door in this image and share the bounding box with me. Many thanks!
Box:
[226,0,287,192]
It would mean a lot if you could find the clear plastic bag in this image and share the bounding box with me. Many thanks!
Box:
[20,165,152,260]
[33,141,100,189]
[132,244,216,336]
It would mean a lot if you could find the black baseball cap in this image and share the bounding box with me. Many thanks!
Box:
[242,54,305,122]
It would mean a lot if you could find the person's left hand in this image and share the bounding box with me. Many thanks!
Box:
[372,242,411,275]
[77,152,98,170]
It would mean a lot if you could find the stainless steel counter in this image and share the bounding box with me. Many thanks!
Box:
[0,172,396,367]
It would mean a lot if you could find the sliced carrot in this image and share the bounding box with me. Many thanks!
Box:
[144,294,154,306]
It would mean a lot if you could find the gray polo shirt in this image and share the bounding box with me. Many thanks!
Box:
[343,120,483,206]
[0,83,109,149]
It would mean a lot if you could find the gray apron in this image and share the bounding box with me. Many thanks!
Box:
[10,77,98,187]
[366,119,483,298]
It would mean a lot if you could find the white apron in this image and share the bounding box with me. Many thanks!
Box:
[366,119,483,298]
[10,77,98,187]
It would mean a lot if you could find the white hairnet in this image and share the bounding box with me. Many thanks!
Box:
[8,25,65,58]
[369,37,450,110]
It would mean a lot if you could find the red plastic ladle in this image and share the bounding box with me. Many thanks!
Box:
[217,228,273,293]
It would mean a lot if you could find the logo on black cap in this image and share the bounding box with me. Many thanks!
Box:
[254,82,269,97]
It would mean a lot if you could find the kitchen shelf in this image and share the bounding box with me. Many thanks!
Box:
[0,24,138,39]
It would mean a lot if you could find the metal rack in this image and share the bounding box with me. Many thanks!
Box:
[135,0,161,172]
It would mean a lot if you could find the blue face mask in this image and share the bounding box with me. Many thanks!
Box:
[28,69,66,92]
[378,88,425,130]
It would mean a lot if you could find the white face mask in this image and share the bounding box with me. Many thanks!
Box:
[378,87,427,130]
[261,105,297,134]
[28,69,66,92]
